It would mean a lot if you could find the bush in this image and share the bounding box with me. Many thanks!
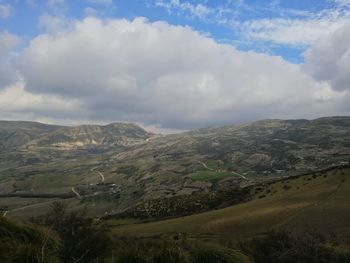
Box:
[240,230,350,263]
[36,202,111,263]
[283,185,291,190]
[4,203,250,263]
[190,245,246,263]
[109,238,250,263]
[0,216,61,263]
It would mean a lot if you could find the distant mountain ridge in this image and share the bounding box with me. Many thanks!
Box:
[0,121,63,150]
[0,121,153,151]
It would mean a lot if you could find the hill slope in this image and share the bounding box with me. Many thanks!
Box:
[37,122,153,149]
[111,167,350,244]
[0,121,63,151]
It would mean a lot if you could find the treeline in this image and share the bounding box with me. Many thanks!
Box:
[0,192,75,198]
[115,188,251,220]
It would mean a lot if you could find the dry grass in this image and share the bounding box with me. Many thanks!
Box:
[111,168,350,244]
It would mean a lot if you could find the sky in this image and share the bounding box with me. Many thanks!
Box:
[0,0,350,133]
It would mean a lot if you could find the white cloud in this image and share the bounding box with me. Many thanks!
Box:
[0,78,83,124]
[0,32,20,63]
[153,0,350,48]
[0,32,20,89]
[12,17,349,129]
[241,16,350,46]
[44,0,67,15]
[236,1,350,47]
[335,0,350,7]
[47,0,64,7]
[0,79,79,111]
[38,14,72,32]
[0,4,12,19]
[304,22,350,91]
[83,7,100,17]
[87,0,114,5]
[155,0,211,19]
[238,1,350,47]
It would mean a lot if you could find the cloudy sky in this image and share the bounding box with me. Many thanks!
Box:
[0,0,350,132]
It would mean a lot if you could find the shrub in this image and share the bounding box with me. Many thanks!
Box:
[36,202,111,263]
[0,216,61,263]
[240,230,350,263]
[190,246,245,263]
[109,238,250,263]
[283,185,291,190]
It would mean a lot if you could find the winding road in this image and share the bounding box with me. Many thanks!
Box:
[91,167,105,183]
[70,167,105,200]
[231,171,248,180]
[198,161,214,171]
[198,160,248,180]
[97,171,105,183]
[71,187,82,199]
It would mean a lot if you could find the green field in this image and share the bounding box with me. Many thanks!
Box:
[204,160,240,171]
[205,160,221,170]
[190,170,234,182]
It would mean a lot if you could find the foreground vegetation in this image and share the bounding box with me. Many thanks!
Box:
[1,202,250,262]
[2,206,349,262]
[240,231,350,263]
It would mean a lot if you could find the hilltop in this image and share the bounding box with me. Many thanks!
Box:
[0,121,154,151]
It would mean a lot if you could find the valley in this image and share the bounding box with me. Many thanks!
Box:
[0,117,349,220]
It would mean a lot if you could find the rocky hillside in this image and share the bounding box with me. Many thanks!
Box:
[0,121,154,152]
[0,121,63,151]
[37,122,154,149]
[116,116,350,176]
